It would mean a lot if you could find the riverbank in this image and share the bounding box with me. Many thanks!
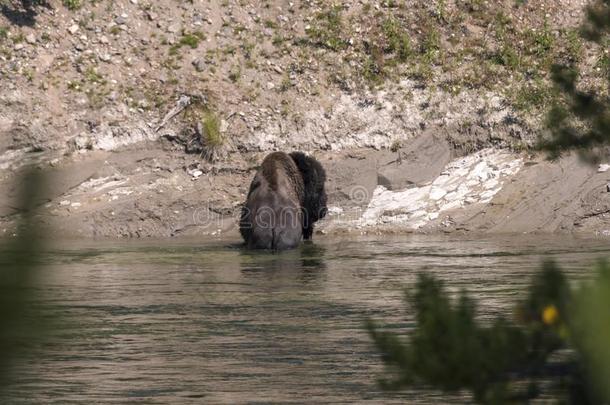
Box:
[1,0,609,239]
[1,134,609,239]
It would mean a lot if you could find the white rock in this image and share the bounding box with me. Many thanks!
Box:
[598,164,610,173]
[190,169,203,179]
[429,187,447,201]
[410,210,428,219]
[439,200,462,211]
[68,24,79,35]
[480,189,499,201]
[327,206,344,215]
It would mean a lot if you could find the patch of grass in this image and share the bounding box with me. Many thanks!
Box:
[263,20,278,29]
[202,112,222,147]
[161,56,180,70]
[280,74,291,91]
[512,80,556,111]
[228,67,241,83]
[596,51,609,77]
[241,41,255,59]
[67,80,81,91]
[564,28,583,62]
[493,45,520,69]
[233,24,247,35]
[0,26,8,41]
[169,31,205,55]
[180,31,205,48]
[526,22,554,58]
[22,68,33,81]
[84,67,105,84]
[381,17,412,62]
[222,45,236,55]
[421,25,441,58]
[12,33,24,44]
[306,5,346,51]
[362,52,384,86]
[272,34,285,46]
[63,0,81,10]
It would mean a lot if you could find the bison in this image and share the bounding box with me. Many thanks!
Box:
[239,151,327,250]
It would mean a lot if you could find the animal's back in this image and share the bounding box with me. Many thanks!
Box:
[240,152,304,250]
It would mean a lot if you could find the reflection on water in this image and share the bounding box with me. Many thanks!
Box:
[3,235,610,403]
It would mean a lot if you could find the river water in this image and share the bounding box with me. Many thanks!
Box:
[3,234,610,404]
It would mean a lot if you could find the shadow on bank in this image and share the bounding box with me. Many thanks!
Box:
[1,0,51,27]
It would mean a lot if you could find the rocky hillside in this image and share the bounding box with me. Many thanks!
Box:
[0,0,609,238]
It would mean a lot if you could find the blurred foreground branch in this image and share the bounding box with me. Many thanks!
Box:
[0,168,47,392]
[367,260,610,403]
[539,0,610,161]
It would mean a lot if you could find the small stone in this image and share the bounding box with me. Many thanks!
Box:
[147,11,158,21]
[273,65,282,74]
[266,82,275,90]
[68,24,79,35]
[606,183,610,193]
[25,33,36,44]
[59,200,71,206]
[14,43,24,50]
[598,164,610,173]
[192,58,206,72]
[99,35,109,44]
[167,23,181,33]
[115,14,128,25]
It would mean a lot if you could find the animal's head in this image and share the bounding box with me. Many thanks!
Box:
[289,152,327,238]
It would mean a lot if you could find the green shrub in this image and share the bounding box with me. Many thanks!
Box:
[202,112,222,148]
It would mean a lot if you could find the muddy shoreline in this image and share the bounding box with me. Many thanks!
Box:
[1,134,609,240]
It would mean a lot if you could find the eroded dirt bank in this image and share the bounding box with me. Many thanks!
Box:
[1,133,609,240]
[1,0,609,239]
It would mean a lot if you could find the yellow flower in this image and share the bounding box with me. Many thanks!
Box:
[542,305,559,325]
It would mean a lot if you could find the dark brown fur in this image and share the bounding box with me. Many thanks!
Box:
[239,151,327,250]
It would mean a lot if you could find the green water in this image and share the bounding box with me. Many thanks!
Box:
[3,235,610,403]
